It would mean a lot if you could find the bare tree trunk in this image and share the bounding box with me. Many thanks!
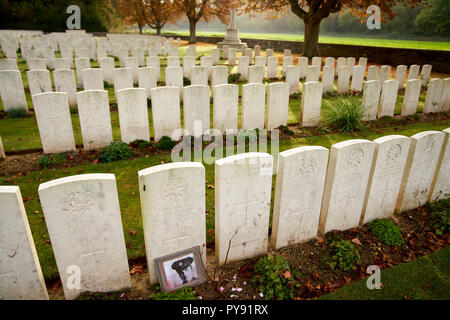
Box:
[303,19,321,57]
[189,19,197,44]
[138,23,143,35]
[156,26,161,36]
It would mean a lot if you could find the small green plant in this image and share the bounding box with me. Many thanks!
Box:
[6,107,28,118]
[428,197,450,236]
[103,81,114,88]
[99,141,133,163]
[369,218,405,247]
[329,239,360,272]
[157,136,176,150]
[38,155,53,168]
[52,153,67,164]
[147,98,152,108]
[183,77,191,86]
[278,125,295,136]
[130,139,154,150]
[228,73,241,83]
[323,96,366,133]
[252,254,299,300]
[150,286,198,300]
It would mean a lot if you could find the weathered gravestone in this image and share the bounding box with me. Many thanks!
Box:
[272,146,328,249]
[367,65,379,81]
[396,131,445,212]
[423,78,444,113]
[267,56,279,79]
[99,57,115,85]
[138,162,206,284]
[337,65,351,94]
[32,92,76,154]
[319,140,375,234]
[165,66,183,98]
[429,128,450,202]
[191,66,209,86]
[238,56,249,81]
[0,186,49,300]
[183,56,196,80]
[0,58,18,71]
[116,88,150,143]
[138,67,157,99]
[53,69,77,108]
[28,69,52,96]
[242,83,266,130]
[213,84,238,134]
[77,90,113,151]
[151,86,181,142]
[0,71,27,111]
[38,174,132,300]
[75,57,90,86]
[395,65,407,90]
[113,68,134,93]
[400,79,421,117]
[362,80,381,121]
[361,135,411,224]
[378,79,399,118]
[248,65,264,84]
[215,153,273,265]
[265,82,289,130]
[82,68,104,91]
[183,85,210,137]
[300,81,323,127]
[286,65,300,95]
[147,56,161,81]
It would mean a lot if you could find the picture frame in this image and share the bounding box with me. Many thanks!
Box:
[154,246,206,293]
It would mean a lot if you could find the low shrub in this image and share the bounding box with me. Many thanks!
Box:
[6,107,28,118]
[130,139,154,150]
[228,73,241,83]
[38,155,53,168]
[428,197,450,236]
[323,96,366,133]
[150,287,198,300]
[99,141,133,163]
[329,239,360,272]
[369,218,405,247]
[157,136,176,150]
[252,254,299,300]
[183,77,191,86]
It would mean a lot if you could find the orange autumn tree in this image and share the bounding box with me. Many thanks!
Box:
[173,0,232,43]
[118,0,148,34]
[143,0,183,35]
[239,0,423,57]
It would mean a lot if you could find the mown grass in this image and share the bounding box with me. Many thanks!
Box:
[319,246,450,300]
[161,30,450,51]
[1,121,450,280]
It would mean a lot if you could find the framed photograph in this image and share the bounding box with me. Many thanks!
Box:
[154,246,206,292]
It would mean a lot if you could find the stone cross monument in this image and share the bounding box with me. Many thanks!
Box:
[218,9,246,49]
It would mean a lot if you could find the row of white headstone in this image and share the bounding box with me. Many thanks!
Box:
[1,128,449,300]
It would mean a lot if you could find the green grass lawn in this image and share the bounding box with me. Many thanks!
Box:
[319,246,450,300]
[162,30,450,51]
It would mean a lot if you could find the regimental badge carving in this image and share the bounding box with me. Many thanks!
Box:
[298,156,318,174]
[424,140,434,152]
[63,191,95,214]
[346,149,365,167]
[386,144,402,162]
[162,176,186,204]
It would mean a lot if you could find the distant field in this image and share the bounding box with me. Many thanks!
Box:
[160,30,450,51]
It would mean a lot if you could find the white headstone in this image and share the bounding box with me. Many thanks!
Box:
[266,82,289,130]
[267,56,278,79]
[213,84,238,134]
[441,78,450,111]
[212,48,220,65]
[82,68,104,91]
[76,90,113,150]
[298,57,309,79]
[54,69,77,108]
[272,146,329,249]
[32,92,76,154]
[75,57,90,85]
[113,68,133,93]
[362,80,381,121]
[28,69,52,96]
[0,186,49,300]
[183,85,210,137]
[215,153,273,265]
[396,131,445,212]
[305,65,320,82]
[407,64,420,82]
[38,174,132,300]
[183,56,196,80]
[28,58,47,71]
[147,56,161,81]
[351,65,365,92]
[423,78,444,113]
[99,57,115,85]
[248,65,265,84]
[191,66,209,86]
[319,139,375,234]
[238,56,249,81]
[0,58,18,70]
[321,65,334,94]
[242,83,266,130]
[116,88,150,143]
[361,135,411,224]
[124,57,139,84]
[378,79,399,118]
[151,86,181,141]
[138,163,206,284]
[211,66,228,88]
[401,79,421,117]
[138,67,157,99]
[165,66,183,98]
[167,56,180,68]
[228,48,236,66]
[300,81,323,127]
[420,64,432,86]
[429,128,450,202]
[53,58,71,70]
[286,65,300,95]
[337,65,351,94]
[367,65,379,81]
[0,70,27,111]
[395,65,407,90]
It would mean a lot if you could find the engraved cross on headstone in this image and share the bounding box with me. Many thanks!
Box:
[79,237,106,277]
[163,222,190,249]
